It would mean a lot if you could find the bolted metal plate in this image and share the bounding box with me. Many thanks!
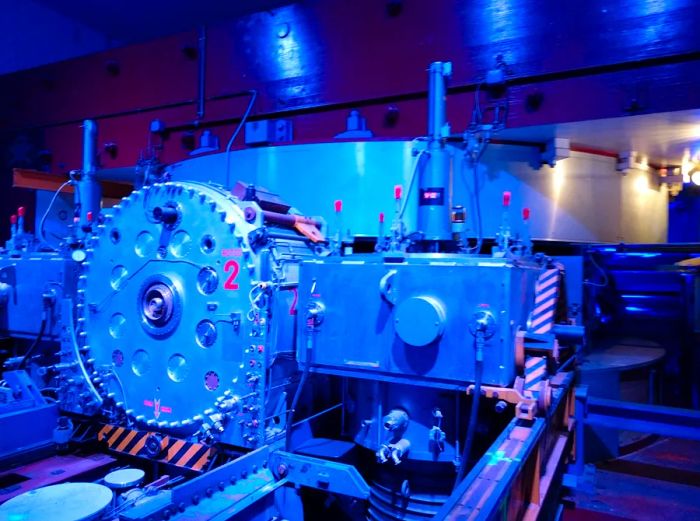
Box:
[80,182,265,433]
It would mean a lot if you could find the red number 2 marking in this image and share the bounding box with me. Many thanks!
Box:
[288,287,298,316]
[223,260,240,290]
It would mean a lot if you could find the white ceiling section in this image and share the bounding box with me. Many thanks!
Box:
[501,109,700,167]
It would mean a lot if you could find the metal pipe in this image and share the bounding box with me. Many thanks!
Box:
[427,62,450,141]
[291,402,343,428]
[552,324,585,342]
[196,26,207,120]
[11,50,699,135]
[94,166,140,183]
[78,119,101,228]
[418,62,453,242]
[262,210,319,229]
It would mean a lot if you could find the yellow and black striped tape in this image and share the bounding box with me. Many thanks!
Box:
[98,425,212,471]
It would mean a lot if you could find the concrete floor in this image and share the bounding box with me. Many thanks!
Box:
[564,437,700,521]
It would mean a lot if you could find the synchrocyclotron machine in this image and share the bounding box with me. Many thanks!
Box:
[0,62,581,521]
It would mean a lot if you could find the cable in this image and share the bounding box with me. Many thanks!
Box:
[225,90,258,188]
[557,353,577,374]
[108,366,131,426]
[468,158,483,254]
[285,346,310,451]
[454,336,483,487]
[39,180,73,249]
[474,83,483,124]
[286,309,318,451]
[17,308,51,369]
[584,252,609,287]
[399,149,428,219]
[463,141,488,254]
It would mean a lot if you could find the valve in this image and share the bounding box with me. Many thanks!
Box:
[153,206,179,226]
[144,433,164,458]
[383,409,409,434]
[376,438,411,465]
[429,407,445,454]
[306,300,325,329]
[469,309,496,339]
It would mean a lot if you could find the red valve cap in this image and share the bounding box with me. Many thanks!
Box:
[502,192,511,207]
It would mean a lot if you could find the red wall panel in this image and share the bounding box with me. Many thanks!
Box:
[0,0,699,176]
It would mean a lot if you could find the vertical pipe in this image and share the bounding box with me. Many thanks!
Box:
[427,62,449,141]
[79,120,101,229]
[197,26,207,120]
[417,62,452,242]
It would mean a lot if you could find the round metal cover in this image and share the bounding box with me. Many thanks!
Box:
[104,468,145,489]
[0,482,112,521]
[394,296,446,347]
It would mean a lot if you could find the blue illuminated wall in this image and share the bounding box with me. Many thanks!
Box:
[1,0,699,240]
[669,189,700,242]
[0,0,112,74]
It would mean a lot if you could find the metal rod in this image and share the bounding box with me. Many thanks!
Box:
[78,119,101,229]
[10,50,700,134]
[292,402,343,428]
[196,26,207,120]
[427,62,449,141]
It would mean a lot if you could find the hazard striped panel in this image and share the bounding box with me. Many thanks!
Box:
[523,356,547,393]
[97,425,212,471]
[530,268,560,334]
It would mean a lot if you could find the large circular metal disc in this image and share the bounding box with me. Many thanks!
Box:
[80,182,258,430]
[0,483,112,521]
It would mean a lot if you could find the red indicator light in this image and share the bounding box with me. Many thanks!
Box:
[502,192,511,207]
[334,200,343,212]
[17,207,25,217]
[379,212,385,223]
[10,215,16,224]
[86,211,93,222]
[394,185,403,199]
[522,208,530,220]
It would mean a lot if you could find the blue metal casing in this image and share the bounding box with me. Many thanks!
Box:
[297,254,540,388]
[0,254,77,339]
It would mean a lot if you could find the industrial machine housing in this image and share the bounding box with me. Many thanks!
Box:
[0,61,580,521]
